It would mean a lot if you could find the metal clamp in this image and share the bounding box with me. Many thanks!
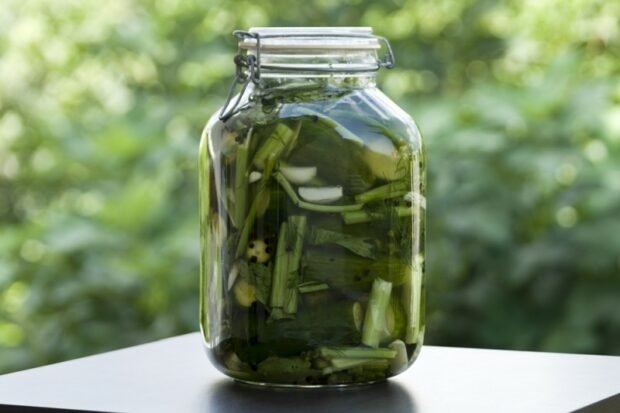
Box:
[375,35,396,69]
[218,30,395,121]
[218,32,260,120]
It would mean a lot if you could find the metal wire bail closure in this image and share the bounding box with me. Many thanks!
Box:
[218,29,395,121]
[218,32,259,121]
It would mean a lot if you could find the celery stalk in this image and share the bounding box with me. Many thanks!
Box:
[354,181,410,204]
[235,155,275,258]
[253,123,299,169]
[298,282,329,293]
[342,206,413,224]
[283,215,306,314]
[362,278,393,347]
[270,221,290,320]
[232,130,251,227]
[388,340,409,375]
[403,255,423,344]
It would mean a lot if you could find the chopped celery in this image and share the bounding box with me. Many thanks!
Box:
[354,181,410,204]
[232,129,251,227]
[341,206,413,224]
[252,122,301,169]
[204,106,424,385]
[388,340,409,375]
[362,278,393,348]
[298,281,329,293]
[284,215,306,314]
[270,222,291,320]
[234,155,275,258]
[403,254,424,344]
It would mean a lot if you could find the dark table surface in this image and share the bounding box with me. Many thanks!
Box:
[0,333,618,413]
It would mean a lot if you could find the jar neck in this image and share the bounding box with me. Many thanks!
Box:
[246,49,379,91]
[255,74,376,93]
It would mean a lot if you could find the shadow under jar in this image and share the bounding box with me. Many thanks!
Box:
[199,27,426,387]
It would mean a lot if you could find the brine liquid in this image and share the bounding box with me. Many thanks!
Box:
[199,87,425,386]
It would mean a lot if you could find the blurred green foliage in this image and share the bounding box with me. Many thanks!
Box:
[0,0,619,373]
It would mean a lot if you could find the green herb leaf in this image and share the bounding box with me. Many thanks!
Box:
[238,260,273,307]
[308,226,377,259]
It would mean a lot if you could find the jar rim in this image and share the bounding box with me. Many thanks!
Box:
[238,27,381,51]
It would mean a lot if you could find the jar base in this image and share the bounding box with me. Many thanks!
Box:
[233,378,388,389]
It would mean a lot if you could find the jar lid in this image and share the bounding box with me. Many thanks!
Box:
[238,27,382,50]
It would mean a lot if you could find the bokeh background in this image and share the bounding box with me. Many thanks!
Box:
[1,0,619,373]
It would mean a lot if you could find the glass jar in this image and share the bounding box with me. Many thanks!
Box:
[199,27,425,386]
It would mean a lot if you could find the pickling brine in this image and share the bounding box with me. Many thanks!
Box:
[199,27,425,386]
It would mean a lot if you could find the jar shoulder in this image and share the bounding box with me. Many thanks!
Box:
[202,86,423,154]
[345,87,423,151]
